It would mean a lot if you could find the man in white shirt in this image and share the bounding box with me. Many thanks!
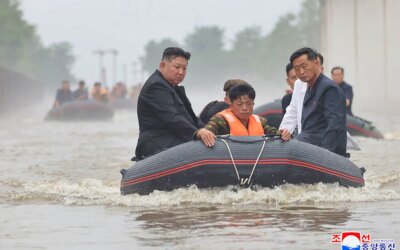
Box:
[279,78,307,139]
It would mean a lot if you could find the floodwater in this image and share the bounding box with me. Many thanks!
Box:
[0,100,399,250]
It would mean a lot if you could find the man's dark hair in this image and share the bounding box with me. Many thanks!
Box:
[94,82,101,87]
[317,53,324,66]
[229,83,256,102]
[79,80,85,85]
[285,63,293,76]
[331,66,344,74]
[162,47,191,61]
[289,47,318,65]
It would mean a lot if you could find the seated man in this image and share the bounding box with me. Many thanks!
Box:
[196,83,282,147]
[135,47,208,160]
[53,80,72,108]
[73,80,89,100]
[199,79,248,123]
[109,82,128,101]
[91,82,108,103]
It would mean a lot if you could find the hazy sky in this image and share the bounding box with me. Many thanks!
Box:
[19,0,302,85]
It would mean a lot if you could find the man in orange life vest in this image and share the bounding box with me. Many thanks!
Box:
[196,83,286,147]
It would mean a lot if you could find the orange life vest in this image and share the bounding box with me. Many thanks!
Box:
[218,109,264,136]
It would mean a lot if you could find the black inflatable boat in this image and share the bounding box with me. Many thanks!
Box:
[254,100,384,139]
[108,99,137,110]
[120,136,365,195]
[45,100,114,121]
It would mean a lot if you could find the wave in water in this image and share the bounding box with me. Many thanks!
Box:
[385,131,400,140]
[4,172,400,207]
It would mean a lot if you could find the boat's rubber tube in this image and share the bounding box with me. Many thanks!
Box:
[45,100,114,121]
[108,99,137,110]
[121,136,365,195]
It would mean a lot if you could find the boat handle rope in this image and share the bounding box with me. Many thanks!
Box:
[220,138,267,186]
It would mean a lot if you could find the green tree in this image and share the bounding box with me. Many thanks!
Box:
[257,13,300,82]
[296,0,321,48]
[139,0,321,88]
[254,0,321,83]
[184,26,227,83]
[140,38,181,74]
[228,26,264,76]
[0,0,76,87]
[38,42,76,84]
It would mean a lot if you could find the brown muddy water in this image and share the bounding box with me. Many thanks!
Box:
[0,100,399,250]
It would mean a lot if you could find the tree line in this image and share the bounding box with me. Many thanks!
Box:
[0,0,75,87]
[140,0,321,89]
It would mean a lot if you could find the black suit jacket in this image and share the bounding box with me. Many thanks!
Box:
[339,81,354,115]
[296,73,347,156]
[135,70,203,159]
[281,93,292,115]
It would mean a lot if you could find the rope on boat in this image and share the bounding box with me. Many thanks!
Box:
[248,139,266,184]
[221,138,240,181]
[220,138,267,186]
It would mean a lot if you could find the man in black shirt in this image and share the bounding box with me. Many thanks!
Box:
[53,80,72,107]
[331,66,354,115]
[72,80,89,100]
[281,63,298,115]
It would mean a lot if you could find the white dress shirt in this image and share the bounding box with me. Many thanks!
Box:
[279,79,307,134]
[279,79,360,150]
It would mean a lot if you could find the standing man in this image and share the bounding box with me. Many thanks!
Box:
[53,80,72,108]
[289,47,347,156]
[280,53,324,137]
[281,63,298,115]
[331,66,354,115]
[135,47,210,160]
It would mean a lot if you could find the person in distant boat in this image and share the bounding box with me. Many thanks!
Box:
[91,82,108,103]
[129,83,142,100]
[331,66,354,115]
[72,80,89,101]
[281,63,298,115]
[109,82,127,101]
[134,47,209,160]
[53,80,72,108]
[199,79,248,123]
[196,83,283,147]
[285,47,347,156]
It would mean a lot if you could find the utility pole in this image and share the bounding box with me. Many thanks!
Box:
[106,49,118,87]
[132,61,138,84]
[93,49,106,85]
[123,64,128,85]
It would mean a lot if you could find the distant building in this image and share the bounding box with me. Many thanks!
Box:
[320,0,400,110]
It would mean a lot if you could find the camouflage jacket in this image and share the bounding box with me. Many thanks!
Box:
[204,114,278,136]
